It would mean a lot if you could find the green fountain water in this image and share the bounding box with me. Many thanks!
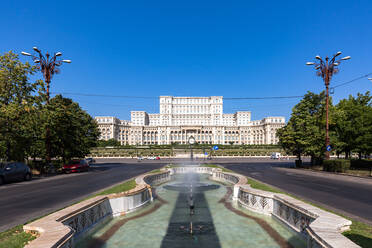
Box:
[78,174,305,248]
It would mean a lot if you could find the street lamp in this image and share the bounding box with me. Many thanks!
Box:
[306,51,350,160]
[22,47,71,166]
[21,48,71,103]
[188,136,196,161]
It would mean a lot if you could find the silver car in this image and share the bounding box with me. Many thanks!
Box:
[85,158,95,165]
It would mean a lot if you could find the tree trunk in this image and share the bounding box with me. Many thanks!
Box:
[5,117,11,161]
[62,147,66,164]
[6,140,11,161]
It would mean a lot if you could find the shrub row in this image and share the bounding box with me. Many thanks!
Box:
[323,160,351,173]
[93,144,281,150]
[350,159,372,170]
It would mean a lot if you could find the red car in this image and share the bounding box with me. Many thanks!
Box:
[156,156,161,160]
[63,160,89,173]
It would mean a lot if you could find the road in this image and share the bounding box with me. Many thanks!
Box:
[0,160,165,232]
[214,159,372,225]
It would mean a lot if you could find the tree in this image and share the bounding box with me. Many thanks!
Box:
[277,121,304,160]
[0,51,99,165]
[334,92,372,158]
[46,95,100,163]
[278,92,328,163]
[0,51,44,161]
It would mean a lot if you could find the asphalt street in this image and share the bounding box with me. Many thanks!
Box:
[0,160,165,232]
[215,159,372,225]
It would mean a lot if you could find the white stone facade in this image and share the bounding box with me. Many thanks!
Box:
[95,96,285,145]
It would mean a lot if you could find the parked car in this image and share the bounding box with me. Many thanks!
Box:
[63,160,89,173]
[147,156,156,160]
[0,162,32,185]
[137,156,144,161]
[156,156,161,160]
[85,158,95,165]
[270,152,281,159]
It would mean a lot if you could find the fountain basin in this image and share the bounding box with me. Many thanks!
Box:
[24,166,359,248]
[77,174,305,248]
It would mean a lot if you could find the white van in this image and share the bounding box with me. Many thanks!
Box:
[270,152,281,159]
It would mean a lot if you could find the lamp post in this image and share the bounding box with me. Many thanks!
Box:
[22,47,71,166]
[188,136,196,161]
[306,52,350,159]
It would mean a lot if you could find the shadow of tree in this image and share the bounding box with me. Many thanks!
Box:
[343,232,372,248]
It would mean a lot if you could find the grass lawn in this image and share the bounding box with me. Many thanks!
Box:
[95,167,166,196]
[202,163,234,172]
[94,179,137,196]
[148,168,162,174]
[0,225,35,248]
[246,177,283,194]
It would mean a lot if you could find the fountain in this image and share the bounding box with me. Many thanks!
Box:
[188,136,195,161]
[77,169,306,248]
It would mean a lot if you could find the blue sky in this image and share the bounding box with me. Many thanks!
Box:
[1,0,372,121]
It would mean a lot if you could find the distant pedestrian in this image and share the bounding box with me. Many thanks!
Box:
[189,194,194,215]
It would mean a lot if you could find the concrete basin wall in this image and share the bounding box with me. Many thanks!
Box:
[24,196,111,248]
[206,168,359,248]
[108,186,152,217]
[171,166,214,174]
[23,170,171,248]
[143,170,171,185]
[171,167,359,248]
[109,170,172,217]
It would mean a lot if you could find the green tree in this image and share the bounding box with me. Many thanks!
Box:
[0,51,44,161]
[277,121,304,160]
[23,103,46,162]
[278,92,328,163]
[334,92,372,158]
[46,95,100,163]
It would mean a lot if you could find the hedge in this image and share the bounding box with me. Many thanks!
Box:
[295,160,302,167]
[323,160,351,173]
[350,159,372,170]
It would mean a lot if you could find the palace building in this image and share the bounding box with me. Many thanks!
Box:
[95,96,285,145]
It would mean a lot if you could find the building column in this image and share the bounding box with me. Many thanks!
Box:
[222,127,225,144]
[167,127,170,145]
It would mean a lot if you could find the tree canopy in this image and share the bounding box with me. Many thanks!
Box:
[277,91,327,162]
[333,91,372,158]
[278,90,372,161]
[0,51,43,161]
[46,95,100,162]
[0,51,99,164]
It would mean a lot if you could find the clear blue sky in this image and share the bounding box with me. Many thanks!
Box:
[1,0,372,121]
